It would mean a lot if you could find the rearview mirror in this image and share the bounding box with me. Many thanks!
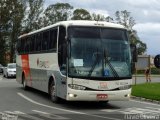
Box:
[130,44,137,62]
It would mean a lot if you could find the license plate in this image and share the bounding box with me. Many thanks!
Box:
[97,94,108,100]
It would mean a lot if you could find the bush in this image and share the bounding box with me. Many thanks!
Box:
[135,67,160,75]
[151,67,160,74]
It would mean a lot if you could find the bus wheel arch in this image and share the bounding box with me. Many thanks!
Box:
[48,76,59,103]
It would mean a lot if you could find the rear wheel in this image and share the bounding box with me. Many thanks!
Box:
[22,74,28,90]
[49,80,59,103]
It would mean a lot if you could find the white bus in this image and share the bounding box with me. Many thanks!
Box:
[16,20,134,103]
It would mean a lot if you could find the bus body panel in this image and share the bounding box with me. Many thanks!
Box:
[67,88,131,101]
[16,52,67,99]
[66,77,132,101]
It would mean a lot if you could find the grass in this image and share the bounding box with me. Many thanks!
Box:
[131,83,160,101]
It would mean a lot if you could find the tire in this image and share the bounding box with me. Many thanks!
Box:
[22,74,28,90]
[49,80,59,103]
[6,73,9,78]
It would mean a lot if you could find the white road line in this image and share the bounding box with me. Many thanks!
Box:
[4,111,17,115]
[146,107,160,111]
[14,111,25,115]
[18,92,122,120]
[0,77,2,81]
[18,92,85,114]
[130,99,160,106]
[19,113,44,120]
[102,107,160,115]
[32,110,50,115]
[32,110,69,119]
[135,108,160,114]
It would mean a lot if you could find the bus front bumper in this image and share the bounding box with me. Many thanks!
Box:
[66,88,131,101]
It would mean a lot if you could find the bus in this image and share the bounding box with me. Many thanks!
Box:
[16,20,135,103]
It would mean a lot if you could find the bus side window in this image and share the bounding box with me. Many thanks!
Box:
[30,35,35,53]
[24,37,29,53]
[21,38,25,54]
[58,26,67,75]
[42,31,49,51]
[36,33,42,52]
[49,29,57,51]
[25,37,30,53]
[17,39,21,54]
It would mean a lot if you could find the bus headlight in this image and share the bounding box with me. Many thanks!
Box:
[68,84,86,90]
[119,85,131,90]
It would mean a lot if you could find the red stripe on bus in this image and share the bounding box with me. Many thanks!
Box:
[21,55,32,86]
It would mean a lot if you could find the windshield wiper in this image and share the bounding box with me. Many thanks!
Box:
[104,49,119,77]
[88,49,101,77]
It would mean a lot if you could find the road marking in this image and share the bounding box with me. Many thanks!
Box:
[14,111,25,115]
[130,99,160,106]
[0,77,2,81]
[18,92,122,120]
[32,110,69,119]
[18,92,85,114]
[101,107,160,115]
[4,111,17,115]
[1,111,18,120]
[146,107,160,111]
[32,110,50,114]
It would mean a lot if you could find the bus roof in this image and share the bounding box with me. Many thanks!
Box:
[19,20,126,39]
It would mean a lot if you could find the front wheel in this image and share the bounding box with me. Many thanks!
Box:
[49,81,59,103]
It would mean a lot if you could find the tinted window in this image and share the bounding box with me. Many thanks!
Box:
[101,29,127,40]
[23,37,30,53]
[69,27,100,39]
[58,26,67,75]
[17,39,21,54]
[36,33,42,51]
[20,38,25,54]
[30,35,35,52]
[49,29,57,51]
[42,31,49,51]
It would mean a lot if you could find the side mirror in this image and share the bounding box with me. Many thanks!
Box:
[154,54,160,69]
[130,44,137,62]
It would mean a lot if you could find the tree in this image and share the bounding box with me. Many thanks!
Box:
[23,0,44,32]
[91,13,106,21]
[0,0,25,63]
[0,0,9,64]
[71,9,91,20]
[129,30,147,55]
[7,0,25,62]
[115,10,135,30]
[115,10,147,54]
[105,16,114,22]
[44,3,73,25]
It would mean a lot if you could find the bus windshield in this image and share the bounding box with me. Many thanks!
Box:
[68,26,131,80]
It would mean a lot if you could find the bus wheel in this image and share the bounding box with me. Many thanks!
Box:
[22,74,28,90]
[49,81,59,103]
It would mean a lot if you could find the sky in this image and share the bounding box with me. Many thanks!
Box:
[45,0,160,56]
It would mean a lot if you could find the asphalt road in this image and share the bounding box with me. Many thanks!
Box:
[0,74,160,120]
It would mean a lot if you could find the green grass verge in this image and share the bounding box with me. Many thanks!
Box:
[131,83,160,101]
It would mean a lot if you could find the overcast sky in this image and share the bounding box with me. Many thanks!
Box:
[45,0,160,56]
